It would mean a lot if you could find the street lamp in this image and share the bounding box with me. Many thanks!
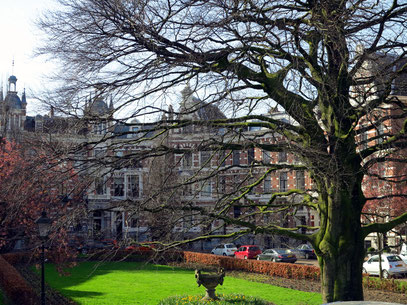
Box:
[36,211,51,305]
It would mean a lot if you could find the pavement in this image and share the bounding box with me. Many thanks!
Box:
[322,301,403,305]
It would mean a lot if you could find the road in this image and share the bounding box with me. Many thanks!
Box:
[296,259,319,267]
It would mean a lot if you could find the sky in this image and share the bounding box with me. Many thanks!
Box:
[0,0,58,115]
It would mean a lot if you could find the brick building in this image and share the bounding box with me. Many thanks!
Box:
[1,75,318,250]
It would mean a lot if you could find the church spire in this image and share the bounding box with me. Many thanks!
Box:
[22,88,27,108]
[109,95,114,110]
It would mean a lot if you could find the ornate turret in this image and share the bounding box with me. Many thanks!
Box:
[0,72,27,132]
[4,75,25,110]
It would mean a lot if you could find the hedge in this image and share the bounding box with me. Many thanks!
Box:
[0,255,38,305]
[182,251,320,280]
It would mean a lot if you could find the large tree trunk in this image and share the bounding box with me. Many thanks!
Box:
[316,173,366,302]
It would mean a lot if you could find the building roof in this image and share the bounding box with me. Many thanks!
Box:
[4,92,23,110]
[179,85,226,120]
[88,98,110,115]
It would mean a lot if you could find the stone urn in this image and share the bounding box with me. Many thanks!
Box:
[195,268,225,300]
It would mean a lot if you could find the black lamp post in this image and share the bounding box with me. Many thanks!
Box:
[35,211,51,305]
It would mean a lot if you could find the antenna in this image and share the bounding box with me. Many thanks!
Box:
[12,58,15,75]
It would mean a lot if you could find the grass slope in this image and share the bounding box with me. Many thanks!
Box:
[43,261,321,305]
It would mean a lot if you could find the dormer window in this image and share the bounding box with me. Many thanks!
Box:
[94,121,107,134]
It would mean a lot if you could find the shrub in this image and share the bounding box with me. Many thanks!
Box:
[0,255,38,305]
[363,276,407,294]
[183,252,320,281]
[158,294,273,305]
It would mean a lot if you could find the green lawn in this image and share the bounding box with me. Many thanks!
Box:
[42,261,321,305]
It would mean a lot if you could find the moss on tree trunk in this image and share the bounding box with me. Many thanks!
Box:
[315,174,366,302]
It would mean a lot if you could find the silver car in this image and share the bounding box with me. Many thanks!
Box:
[363,254,407,278]
[210,243,237,256]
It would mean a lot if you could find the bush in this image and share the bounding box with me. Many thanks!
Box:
[363,276,407,294]
[183,252,320,281]
[0,255,38,305]
[158,294,273,305]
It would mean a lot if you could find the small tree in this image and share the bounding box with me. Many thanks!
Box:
[0,140,86,263]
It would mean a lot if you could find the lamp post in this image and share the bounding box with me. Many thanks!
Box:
[35,211,51,305]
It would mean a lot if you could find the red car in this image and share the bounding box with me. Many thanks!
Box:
[234,245,262,259]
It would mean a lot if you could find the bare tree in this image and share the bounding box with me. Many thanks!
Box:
[36,0,407,302]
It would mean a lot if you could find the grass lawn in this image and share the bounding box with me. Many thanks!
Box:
[42,261,321,305]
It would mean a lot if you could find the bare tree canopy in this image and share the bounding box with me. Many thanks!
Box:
[36,0,407,302]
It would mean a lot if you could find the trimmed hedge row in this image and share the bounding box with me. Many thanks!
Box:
[0,255,38,305]
[183,251,320,280]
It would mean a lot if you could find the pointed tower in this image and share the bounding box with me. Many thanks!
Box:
[21,88,27,110]
[0,81,3,102]
[109,95,114,110]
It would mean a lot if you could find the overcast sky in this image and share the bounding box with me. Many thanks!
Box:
[0,0,58,115]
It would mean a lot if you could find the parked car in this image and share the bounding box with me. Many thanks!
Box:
[211,243,237,256]
[257,248,297,263]
[363,254,407,278]
[289,244,316,259]
[234,245,262,259]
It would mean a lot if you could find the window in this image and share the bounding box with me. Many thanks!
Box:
[130,217,138,228]
[183,152,192,168]
[93,211,102,231]
[232,150,240,166]
[233,206,241,218]
[247,148,255,165]
[201,180,212,197]
[233,175,240,186]
[264,175,271,193]
[113,177,125,197]
[360,132,368,150]
[263,150,271,163]
[279,172,288,192]
[127,175,140,198]
[376,124,385,144]
[94,148,105,158]
[95,177,106,195]
[74,151,86,170]
[131,126,139,138]
[94,121,107,135]
[219,177,226,194]
[298,216,306,234]
[278,151,287,162]
[183,211,193,229]
[182,182,192,196]
[200,151,211,167]
[296,171,305,190]
[218,150,226,167]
